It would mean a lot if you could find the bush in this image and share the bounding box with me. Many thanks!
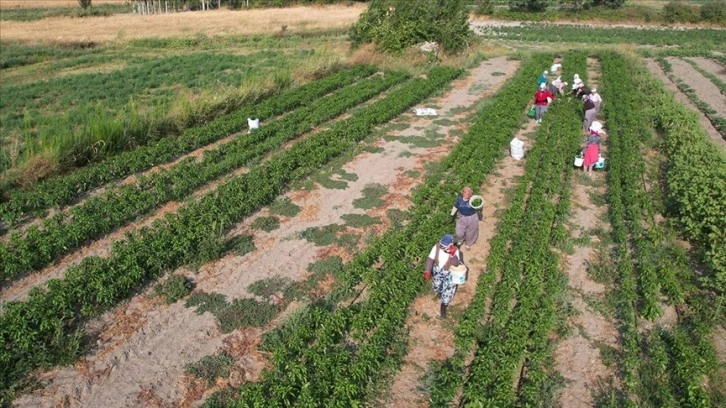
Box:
[350,0,472,54]
[701,0,726,24]
[663,1,701,23]
[509,0,549,12]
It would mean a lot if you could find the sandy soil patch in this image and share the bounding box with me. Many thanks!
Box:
[645,58,726,149]
[688,57,726,83]
[0,4,366,44]
[12,57,512,408]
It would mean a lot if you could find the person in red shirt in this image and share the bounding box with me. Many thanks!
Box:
[533,83,554,124]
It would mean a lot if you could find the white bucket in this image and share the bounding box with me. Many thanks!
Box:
[449,264,468,285]
[574,156,584,167]
[510,138,525,160]
[247,118,260,133]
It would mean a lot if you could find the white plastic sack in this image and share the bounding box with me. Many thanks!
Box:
[550,63,562,73]
[413,108,438,116]
[247,118,260,133]
[510,138,525,160]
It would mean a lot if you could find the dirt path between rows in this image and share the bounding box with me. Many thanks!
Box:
[668,57,726,118]
[553,58,621,407]
[644,58,726,150]
[687,57,726,87]
[381,67,529,408]
[14,56,517,408]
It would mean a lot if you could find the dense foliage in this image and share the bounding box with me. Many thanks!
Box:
[350,0,473,54]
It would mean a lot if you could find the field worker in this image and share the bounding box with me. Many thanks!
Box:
[550,76,568,96]
[538,70,549,88]
[589,88,602,115]
[423,233,463,319]
[571,74,584,96]
[583,94,597,133]
[582,121,606,176]
[533,83,555,124]
[450,186,481,250]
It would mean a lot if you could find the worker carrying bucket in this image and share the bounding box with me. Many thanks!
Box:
[423,234,465,319]
[450,186,483,251]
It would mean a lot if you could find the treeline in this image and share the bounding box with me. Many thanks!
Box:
[127,0,366,13]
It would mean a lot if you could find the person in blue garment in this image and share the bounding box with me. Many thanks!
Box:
[538,70,549,88]
[450,186,481,250]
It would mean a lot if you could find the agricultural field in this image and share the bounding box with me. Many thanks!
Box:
[1,2,725,407]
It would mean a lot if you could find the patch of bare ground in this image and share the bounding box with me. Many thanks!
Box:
[383,58,535,407]
[644,58,726,150]
[688,57,726,84]
[0,5,366,45]
[668,57,726,118]
[13,57,516,408]
[710,325,726,401]
[554,58,621,407]
[0,165,249,309]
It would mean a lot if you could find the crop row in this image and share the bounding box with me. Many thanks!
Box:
[0,70,408,282]
[453,53,583,406]
[600,51,716,406]
[0,65,376,228]
[219,54,555,407]
[656,57,726,140]
[473,23,726,48]
[0,65,461,395]
[682,58,726,95]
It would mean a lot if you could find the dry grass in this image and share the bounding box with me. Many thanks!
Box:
[0,0,126,9]
[0,4,366,44]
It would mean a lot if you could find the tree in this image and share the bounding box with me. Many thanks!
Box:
[79,0,92,9]
[350,0,473,54]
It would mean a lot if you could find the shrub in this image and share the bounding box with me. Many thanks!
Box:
[509,0,549,12]
[663,1,701,23]
[701,0,726,24]
[350,0,473,54]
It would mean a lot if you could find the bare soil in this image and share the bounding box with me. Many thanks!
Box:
[13,56,515,408]
[645,58,726,149]
[688,57,726,84]
[668,57,726,119]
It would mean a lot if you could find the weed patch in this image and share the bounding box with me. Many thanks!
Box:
[251,216,281,232]
[185,352,235,386]
[342,213,381,228]
[353,183,388,209]
[269,197,301,217]
[153,275,195,304]
[299,224,345,246]
[226,234,256,257]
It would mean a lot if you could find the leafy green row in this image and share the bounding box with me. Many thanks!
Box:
[225,54,554,407]
[0,65,376,229]
[0,70,408,282]
[601,51,715,406]
[427,53,584,406]
[0,66,461,396]
[458,56,584,406]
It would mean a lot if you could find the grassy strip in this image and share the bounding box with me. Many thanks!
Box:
[0,70,407,282]
[0,65,375,228]
[0,66,461,402]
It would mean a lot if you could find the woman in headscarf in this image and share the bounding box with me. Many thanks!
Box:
[571,73,584,97]
[538,70,549,88]
[583,121,606,176]
[423,233,463,319]
[551,76,567,95]
[450,186,482,249]
[589,88,602,116]
[583,94,597,133]
[533,83,555,124]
